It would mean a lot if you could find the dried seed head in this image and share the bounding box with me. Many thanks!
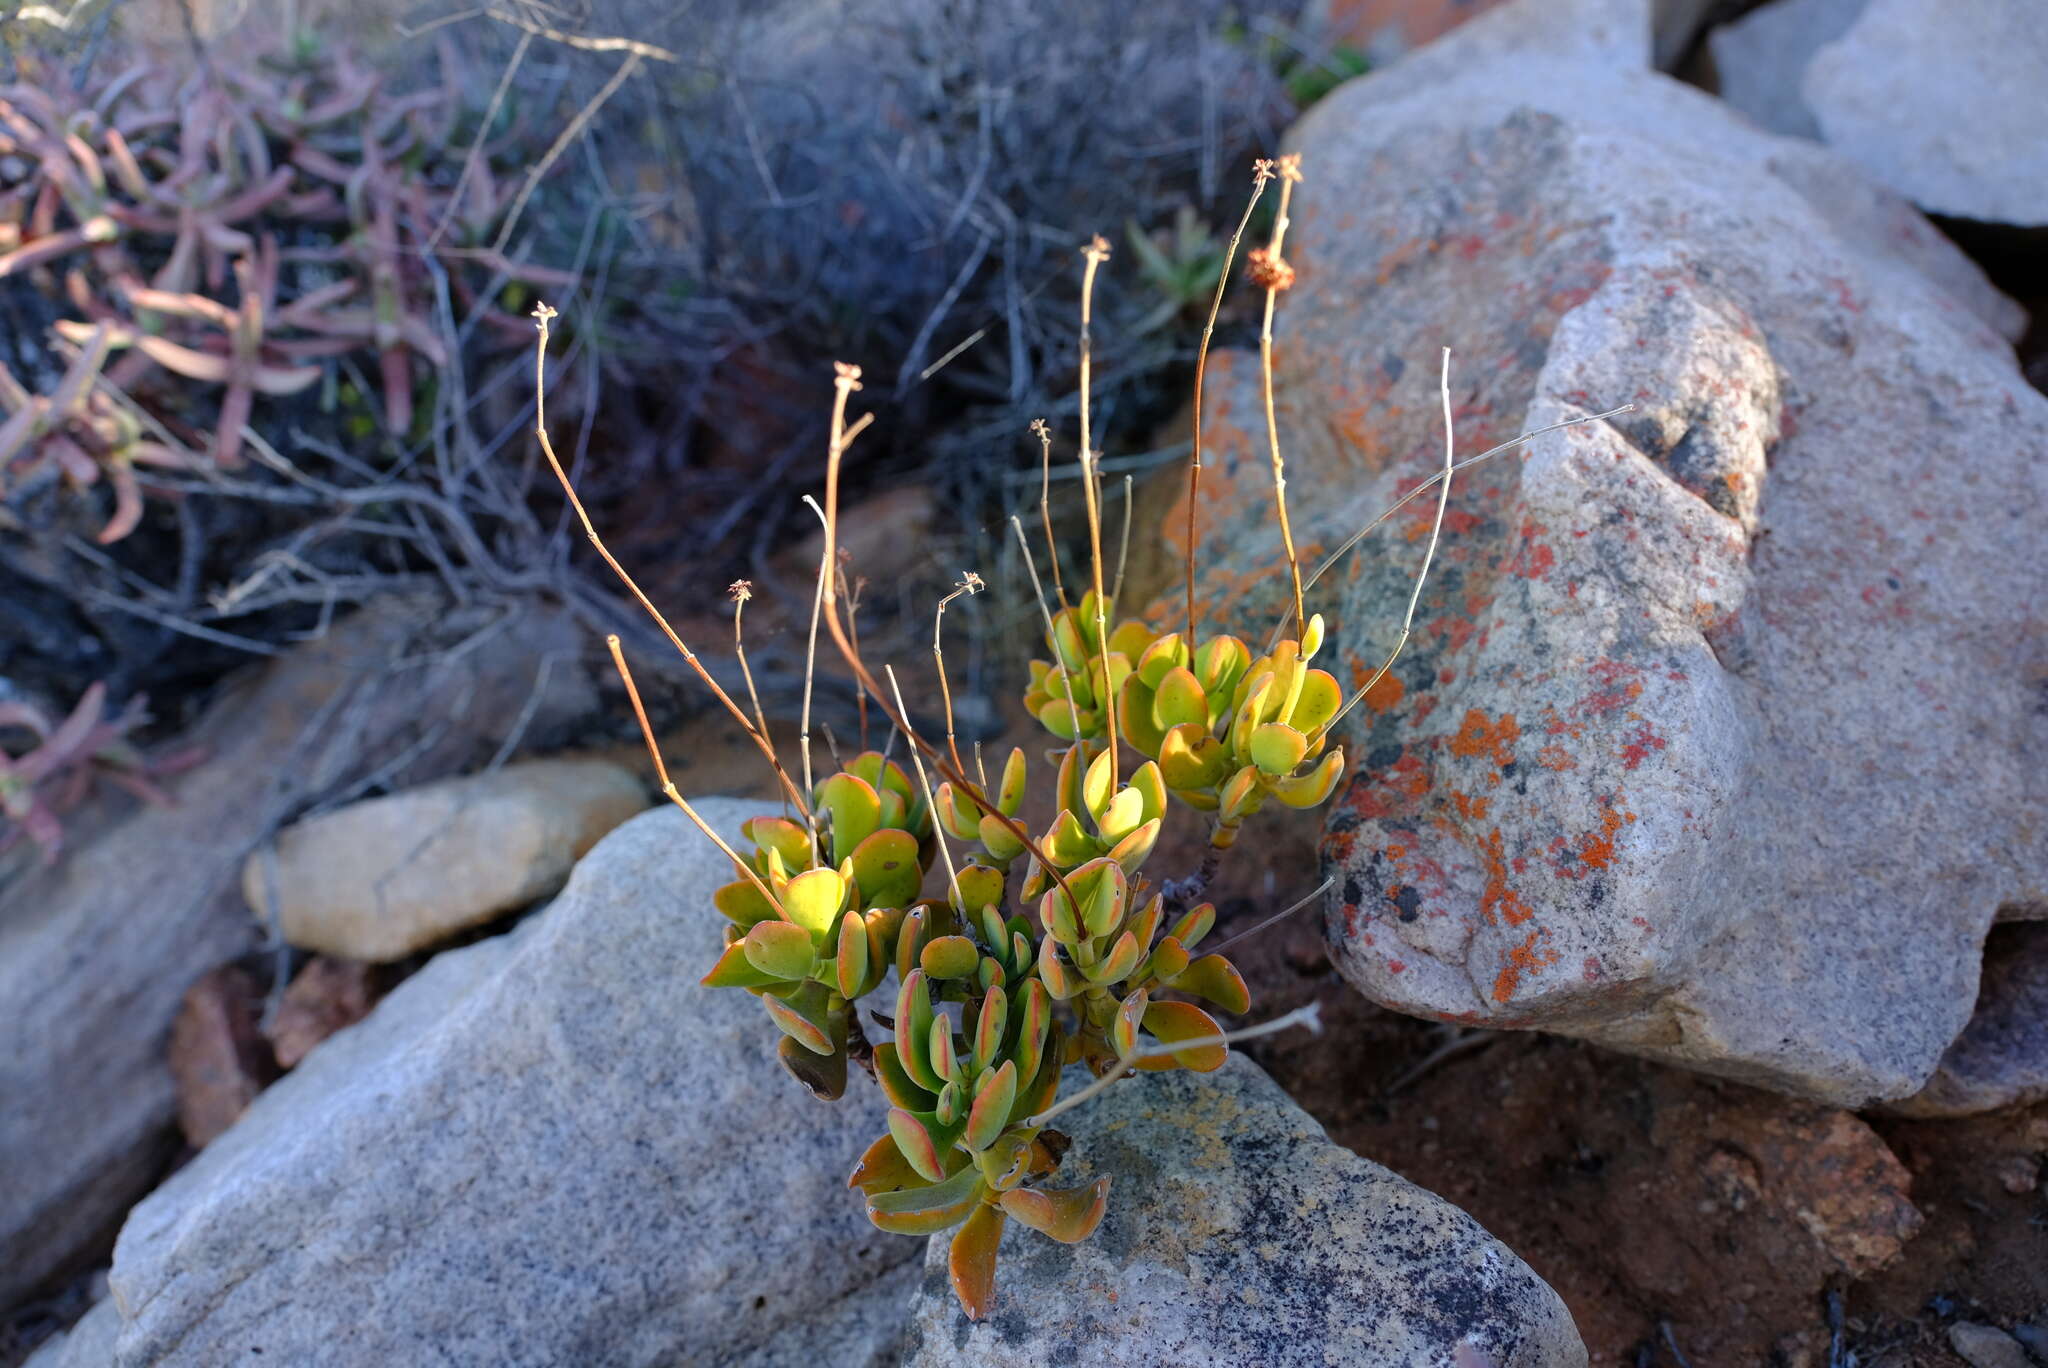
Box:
[1252,158,1276,189]
[1246,247,1295,292]
[530,302,557,328]
[1029,417,1050,440]
[833,360,863,391]
[1082,234,1111,262]
[1275,153,1304,184]
[957,571,985,595]
[728,579,753,603]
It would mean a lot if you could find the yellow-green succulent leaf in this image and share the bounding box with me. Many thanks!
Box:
[744,919,816,980]
[972,984,1008,1072]
[865,1165,984,1236]
[1151,664,1208,731]
[1106,816,1162,876]
[998,1178,1110,1243]
[1269,747,1346,808]
[921,934,980,981]
[1248,722,1309,777]
[1091,928,1143,984]
[781,865,851,938]
[701,940,782,989]
[963,1060,1018,1152]
[1169,902,1216,948]
[1113,987,1149,1058]
[1118,674,1168,756]
[948,1201,1007,1320]
[997,747,1029,814]
[1169,952,1251,1015]
[1288,668,1343,736]
[1135,1000,1227,1073]
[816,772,883,861]
[712,879,779,928]
[849,828,923,909]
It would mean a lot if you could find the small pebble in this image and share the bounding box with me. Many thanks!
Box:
[1948,1322,2032,1368]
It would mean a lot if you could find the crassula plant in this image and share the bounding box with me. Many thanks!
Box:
[530,156,1628,1319]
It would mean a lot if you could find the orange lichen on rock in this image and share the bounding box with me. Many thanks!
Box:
[1577,659,1645,717]
[1478,827,1535,928]
[1449,707,1520,770]
[1351,660,1406,713]
[1576,801,1634,871]
[1451,789,1491,821]
[1492,926,1558,1002]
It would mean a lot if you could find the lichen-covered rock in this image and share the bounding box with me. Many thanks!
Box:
[899,1055,1585,1368]
[1159,0,2045,1103]
[247,756,647,962]
[109,804,919,1367]
[1803,0,2048,226]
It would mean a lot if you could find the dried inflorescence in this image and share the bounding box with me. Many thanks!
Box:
[533,155,1630,1320]
[0,33,562,538]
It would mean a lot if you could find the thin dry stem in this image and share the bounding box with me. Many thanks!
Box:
[799,495,832,863]
[1030,418,1069,611]
[933,571,984,775]
[840,554,871,751]
[495,53,643,255]
[728,580,779,811]
[482,6,679,61]
[1318,347,1459,740]
[1076,235,1118,789]
[530,304,812,821]
[817,365,1080,911]
[1208,876,1333,956]
[605,634,783,916]
[1280,403,1635,639]
[1185,162,1274,647]
[1258,154,1307,640]
[1010,514,1085,747]
[1024,1001,1324,1128]
[1112,473,1133,603]
[886,663,959,898]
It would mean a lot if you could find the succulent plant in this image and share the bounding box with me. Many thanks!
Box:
[0,320,181,542]
[0,32,563,534]
[1018,593,1346,875]
[533,151,1625,1323]
[694,725,1254,1317]
[0,682,199,863]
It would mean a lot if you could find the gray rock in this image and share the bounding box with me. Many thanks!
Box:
[739,1257,919,1368]
[247,756,648,961]
[1891,923,2048,1118]
[1159,0,2045,1103]
[1707,0,1868,140]
[0,595,590,1308]
[22,1297,121,1368]
[1649,0,1718,69]
[108,804,920,1366]
[899,1056,1585,1368]
[1947,1323,2032,1368]
[1803,0,2048,225]
[1346,0,1648,108]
